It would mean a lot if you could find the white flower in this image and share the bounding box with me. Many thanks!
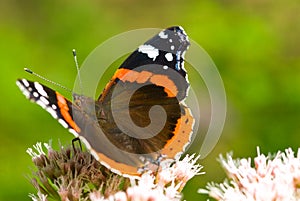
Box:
[29,192,48,201]
[164,181,182,200]
[88,154,203,201]
[157,154,204,191]
[199,147,300,201]
[27,142,203,201]
[173,154,203,182]
[26,142,48,158]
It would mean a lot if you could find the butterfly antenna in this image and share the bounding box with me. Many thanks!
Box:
[24,68,72,93]
[72,49,83,93]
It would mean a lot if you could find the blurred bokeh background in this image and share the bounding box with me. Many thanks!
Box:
[1,0,299,200]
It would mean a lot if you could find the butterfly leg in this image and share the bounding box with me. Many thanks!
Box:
[72,137,82,152]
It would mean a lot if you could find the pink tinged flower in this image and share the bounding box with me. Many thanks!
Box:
[126,174,169,201]
[126,185,156,201]
[157,166,175,186]
[91,191,128,201]
[173,154,203,181]
[156,154,203,192]
[57,188,69,201]
[111,191,127,201]
[164,181,182,200]
[89,191,109,201]
[137,171,157,189]
[199,147,300,201]
[125,154,203,201]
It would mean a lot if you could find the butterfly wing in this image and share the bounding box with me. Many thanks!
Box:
[16,79,144,177]
[17,26,194,177]
[98,26,194,164]
[100,26,190,102]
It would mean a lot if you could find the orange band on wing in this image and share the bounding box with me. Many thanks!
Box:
[56,92,81,133]
[93,150,141,177]
[135,71,152,83]
[160,107,193,158]
[150,74,178,97]
[109,68,178,97]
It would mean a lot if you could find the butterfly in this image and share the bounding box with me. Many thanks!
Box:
[16,26,194,178]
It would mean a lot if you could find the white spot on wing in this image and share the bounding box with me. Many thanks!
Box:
[69,129,79,137]
[79,136,92,149]
[36,100,46,109]
[138,45,159,61]
[171,45,175,50]
[182,50,187,59]
[33,92,39,98]
[52,104,57,110]
[179,26,187,36]
[23,90,30,99]
[17,83,30,99]
[158,31,168,39]
[46,107,58,118]
[163,65,168,70]
[58,119,69,128]
[169,39,173,43]
[34,82,48,98]
[90,149,100,160]
[165,53,173,61]
[16,81,28,97]
[16,81,22,88]
[22,79,30,87]
[40,96,49,105]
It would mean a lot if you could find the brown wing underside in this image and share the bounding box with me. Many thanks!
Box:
[99,80,183,155]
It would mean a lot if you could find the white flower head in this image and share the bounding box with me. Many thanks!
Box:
[29,192,48,201]
[27,141,203,201]
[173,154,203,181]
[199,147,300,201]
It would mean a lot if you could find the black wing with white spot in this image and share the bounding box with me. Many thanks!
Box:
[99,26,190,102]
[120,26,190,77]
[16,79,80,137]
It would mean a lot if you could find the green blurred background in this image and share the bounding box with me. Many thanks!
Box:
[1,0,299,200]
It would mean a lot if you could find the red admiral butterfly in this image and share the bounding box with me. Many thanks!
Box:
[17,26,194,178]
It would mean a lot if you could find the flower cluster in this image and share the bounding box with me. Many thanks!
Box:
[27,142,203,201]
[199,147,300,201]
[27,142,129,201]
